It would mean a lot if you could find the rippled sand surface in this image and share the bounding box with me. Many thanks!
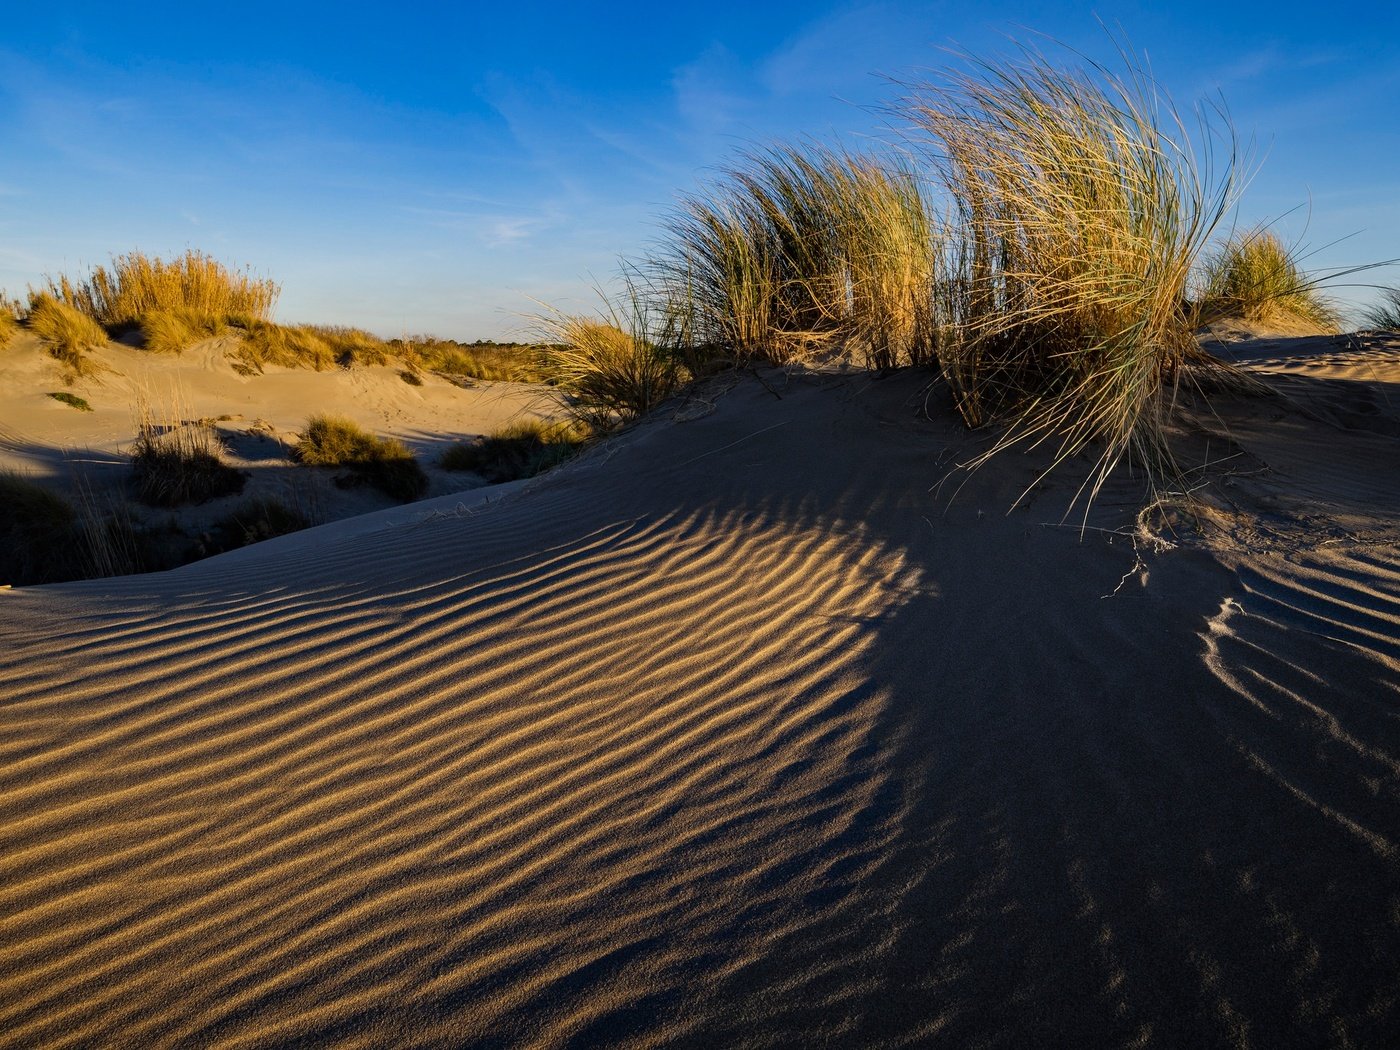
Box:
[3,340,1398,1047]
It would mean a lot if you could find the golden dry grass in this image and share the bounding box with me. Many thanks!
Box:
[25,293,108,374]
[44,250,278,327]
[1198,229,1342,331]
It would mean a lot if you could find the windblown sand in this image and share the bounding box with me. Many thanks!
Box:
[2,332,1398,1047]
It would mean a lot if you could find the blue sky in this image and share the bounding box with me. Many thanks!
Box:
[2,1,1396,339]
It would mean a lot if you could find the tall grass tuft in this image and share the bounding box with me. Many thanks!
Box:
[1363,287,1400,331]
[1197,228,1341,331]
[43,250,279,327]
[651,145,942,368]
[130,399,246,507]
[534,283,684,429]
[26,293,108,374]
[895,38,1248,505]
[295,414,428,501]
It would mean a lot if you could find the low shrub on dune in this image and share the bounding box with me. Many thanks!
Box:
[48,391,93,411]
[441,418,588,482]
[1198,229,1341,332]
[26,293,108,375]
[295,414,428,501]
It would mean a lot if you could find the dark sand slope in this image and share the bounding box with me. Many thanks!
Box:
[1,352,1398,1048]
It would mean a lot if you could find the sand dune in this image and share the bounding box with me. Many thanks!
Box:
[2,336,1398,1047]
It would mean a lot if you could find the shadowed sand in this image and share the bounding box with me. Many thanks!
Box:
[2,334,1398,1047]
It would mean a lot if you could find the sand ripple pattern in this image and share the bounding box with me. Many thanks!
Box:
[3,373,1399,1048]
[0,487,921,1048]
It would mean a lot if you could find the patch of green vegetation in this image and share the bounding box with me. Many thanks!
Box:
[295,414,428,501]
[440,419,587,482]
[47,391,93,412]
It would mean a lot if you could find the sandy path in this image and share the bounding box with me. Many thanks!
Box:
[1,363,1397,1047]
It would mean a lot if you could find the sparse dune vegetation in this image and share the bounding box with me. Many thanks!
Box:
[441,418,587,481]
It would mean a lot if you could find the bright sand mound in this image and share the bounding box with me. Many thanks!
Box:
[2,333,1398,1047]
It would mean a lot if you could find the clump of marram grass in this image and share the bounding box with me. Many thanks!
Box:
[48,391,93,411]
[295,414,428,501]
[138,307,230,354]
[0,470,158,584]
[43,249,279,327]
[1364,287,1400,330]
[130,412,246,507]
[226,316,337,372]
[533,291,683,430]
[653,145,943,369]
[1197,228,1341,332]
[310,325,391,367]
[441,418,588,482]
[25,293,108,374]
[891,38,1251,507]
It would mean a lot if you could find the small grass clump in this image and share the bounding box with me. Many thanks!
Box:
[48,391,93,411]
[534,291,683,429]
[130,412,246,507]
[211,496,311,550]
[0,471,86,585]
[441,419,588,482]
[399,369,424,386]
[26,293,108,374]
[43,250,279,327]
[1362,287,1400,331]
[1198,229,1341,332]
[295,414,428,501]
